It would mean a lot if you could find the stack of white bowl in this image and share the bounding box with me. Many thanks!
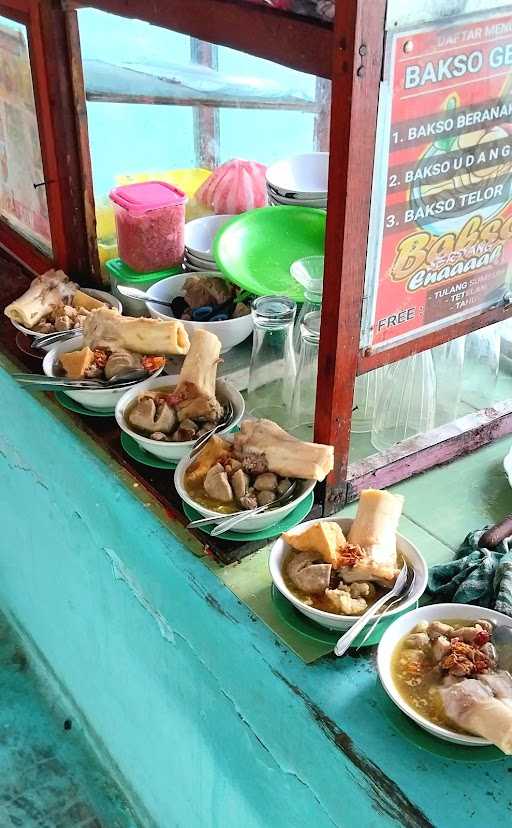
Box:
[184,214,235,272]
[266,152,328,209]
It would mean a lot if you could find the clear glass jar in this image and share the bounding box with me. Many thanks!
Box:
[290,256,324,352]
[247,295,296,428]
[290,311,321,440]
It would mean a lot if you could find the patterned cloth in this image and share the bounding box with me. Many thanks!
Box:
[427,529,512,617]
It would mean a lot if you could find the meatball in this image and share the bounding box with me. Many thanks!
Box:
[253,473,279,492]
[256,490,276,507]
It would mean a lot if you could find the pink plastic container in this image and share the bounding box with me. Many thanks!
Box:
[109,181,186,273]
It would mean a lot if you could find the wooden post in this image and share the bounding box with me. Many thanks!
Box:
[190,38,219,170]
[34,0,94,278]
[315,0,386,514]
[313,77,331,153]
[62,7,101,282]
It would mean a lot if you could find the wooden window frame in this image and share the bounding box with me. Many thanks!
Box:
[3,0,512,516]
[0,0,93,277]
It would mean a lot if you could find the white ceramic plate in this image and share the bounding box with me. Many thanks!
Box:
[266,153,329,197]
[377,603,512,747]
[146,272,253,354]
[185,214,235,258]
[269,517,427,632]
[10,288,121,350]
[42,335,163,412]
[115,375,245,462]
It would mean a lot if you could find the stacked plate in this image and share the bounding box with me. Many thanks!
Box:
[184,214,235,272]
[266,152,328,209]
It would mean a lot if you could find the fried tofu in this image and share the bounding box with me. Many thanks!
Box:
[282,521,347,568]
[72,290,106,312]
[185,435,231,484]
[59,346,95,379]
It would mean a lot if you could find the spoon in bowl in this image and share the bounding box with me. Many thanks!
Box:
[333,562,410,657]
[189,400,234,458]
[116,285,174,309]
[187,481,297,533]
[354,568,417,650]
[34,329,82,350]
[209,482,297,537]
[12,368,150,390]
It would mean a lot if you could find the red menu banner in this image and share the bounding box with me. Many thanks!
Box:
[367,11,512,348]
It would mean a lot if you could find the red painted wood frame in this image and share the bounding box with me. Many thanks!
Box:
[316,1,512,511]
[0,0,92,277]
[68,0,333,77]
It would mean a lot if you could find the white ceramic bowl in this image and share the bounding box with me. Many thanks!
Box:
[146,273,254,354]
[182,262,207,273]
[377,603,512,748]
[266,153,329,197]
[185,214,235,258]
[174,440,316,533]
[184,250,217,268]
[269,517,427,632]
[268,195,327,208]
[42,335,163,412]
[115,375,245,462]
[10,289,122,351]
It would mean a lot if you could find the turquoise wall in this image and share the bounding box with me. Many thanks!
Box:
[2,359,511,828]
[0,362,388,828]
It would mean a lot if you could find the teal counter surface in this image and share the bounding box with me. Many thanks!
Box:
[1,361,512,828]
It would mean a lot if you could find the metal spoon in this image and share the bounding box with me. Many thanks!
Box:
[333,562,409,657]
[116,285,174,309]
[209,482,297,537]
[34,329,81,350]
[189,401,235,458]
[354,568,416,650]
[12,368,150,390]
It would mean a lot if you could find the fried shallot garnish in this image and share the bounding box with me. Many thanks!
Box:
[338,544,363,567]
[142,355,165,373]
[440,638,491,676]
[93,348,109,368]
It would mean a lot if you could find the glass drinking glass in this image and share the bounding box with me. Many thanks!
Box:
[290,310,321,440]
[290,256,324,352]
[461,326,500,411]
[247,295,296,428]
[371,351,436,452]
[432,336,465,427]
[351,368,385,434]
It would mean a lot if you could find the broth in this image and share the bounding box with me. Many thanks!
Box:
[391,618,479,734]
[184,476,238,515]
[283,550,387,615]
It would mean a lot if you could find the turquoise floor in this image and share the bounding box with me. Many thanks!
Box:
[0,615,139,828]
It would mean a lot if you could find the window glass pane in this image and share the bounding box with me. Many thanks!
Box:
[0,17,51,255]
[349,320,512,464]
[77,9,330,276]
